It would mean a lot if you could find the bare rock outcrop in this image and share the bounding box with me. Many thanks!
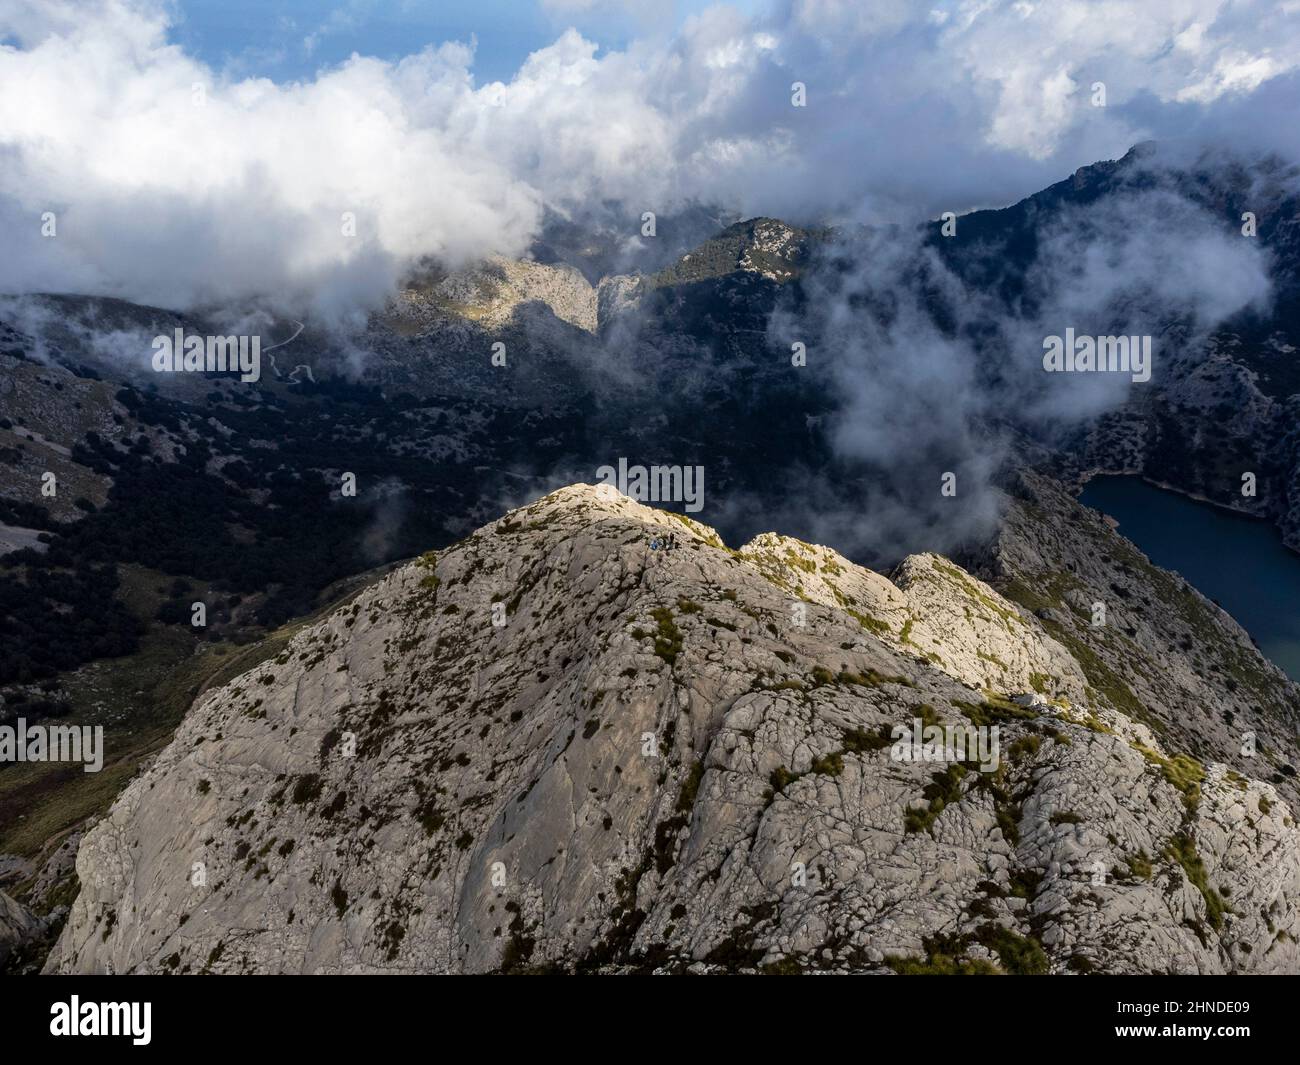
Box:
[0,890,45,971]
[45,484,1300,974]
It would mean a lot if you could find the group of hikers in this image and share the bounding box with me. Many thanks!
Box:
[649,532,679,552]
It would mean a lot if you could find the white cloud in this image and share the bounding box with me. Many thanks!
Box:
[303,1,381,58]
[541,0,621,11]
[1176,51,1283,101]
[1,0,1299,317]
[0,2,542,320]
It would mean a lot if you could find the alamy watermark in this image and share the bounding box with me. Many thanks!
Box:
[152,329,261,382]
[1042,328,1151,383]
[596,459,704,513]
[0,717,103,772]
[50,997,151,1045]
[890,717,1000,773]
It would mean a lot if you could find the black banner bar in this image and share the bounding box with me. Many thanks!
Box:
[3,974,1293,1051]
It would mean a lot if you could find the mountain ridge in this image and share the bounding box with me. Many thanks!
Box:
[8,143,1300,974]
[42,481,1300,974]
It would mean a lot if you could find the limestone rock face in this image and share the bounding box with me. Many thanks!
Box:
[0,890,44,970]
[736,534,1088,704]
[986,470,1300,816]
[387,257,597,335]
[46,485,1300,974]
[595,274,646,330]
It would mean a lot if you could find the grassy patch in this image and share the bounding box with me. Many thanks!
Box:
[845,608,891,637]
[840,725,894,753]
[1121,850,1153,880]
[1165,833,1225,931]
[649,607,684,665]
[886,953,1000,975]
[888,924,1046,976]
[1134,745,1205,809]
[975,926,1049,975]
[676,760,705,813]
[1008,735,1041,761]
[810,751,844,776]
[904,764,967,835]
[954,695,1038,728]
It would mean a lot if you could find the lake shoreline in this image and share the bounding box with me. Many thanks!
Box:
[1078,473,1300,681]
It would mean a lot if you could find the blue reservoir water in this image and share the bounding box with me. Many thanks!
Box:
[1079,475,1300,681]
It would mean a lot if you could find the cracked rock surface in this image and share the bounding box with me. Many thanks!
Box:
[46,483,1300,973]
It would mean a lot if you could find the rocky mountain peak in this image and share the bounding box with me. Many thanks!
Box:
[43,483,1300,974]
[385,256,598,336]
[649,216,818,288]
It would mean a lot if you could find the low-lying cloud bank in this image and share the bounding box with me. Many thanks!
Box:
[756,156,1276,562]
[2,0,1299,320]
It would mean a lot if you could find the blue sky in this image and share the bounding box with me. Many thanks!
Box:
[170,0,765,84]
[6,0,1298,316]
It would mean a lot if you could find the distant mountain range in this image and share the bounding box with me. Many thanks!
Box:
[4,142,1300,972]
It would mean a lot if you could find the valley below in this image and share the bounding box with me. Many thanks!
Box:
[4,144,1300,974]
